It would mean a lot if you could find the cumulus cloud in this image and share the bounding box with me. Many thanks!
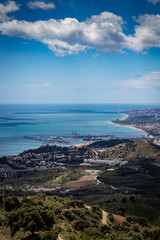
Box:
[122,71,160,89]
[0,11,160,56]
[0,12,126,55]
[0,1,19,21]
[147,0,160,4]
[126,14,160,52]
[27,1,55,10]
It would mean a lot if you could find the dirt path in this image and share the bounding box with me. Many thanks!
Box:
[57,235,63,240]
[102,210,108,224]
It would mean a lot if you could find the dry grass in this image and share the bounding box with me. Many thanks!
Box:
[66,175,98,188]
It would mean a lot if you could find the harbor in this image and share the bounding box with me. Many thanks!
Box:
[24,131,117,145]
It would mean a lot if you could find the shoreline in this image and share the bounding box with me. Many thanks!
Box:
[108,121,146,133]
[108,113,147,134]
[0,113,147,157]
[120,113,129,121]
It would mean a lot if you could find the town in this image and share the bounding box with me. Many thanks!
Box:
[112,108,160,145]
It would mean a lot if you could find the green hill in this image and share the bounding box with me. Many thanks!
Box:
[89,139,133,148]
[1,194,160,240]
[99,140,160,161]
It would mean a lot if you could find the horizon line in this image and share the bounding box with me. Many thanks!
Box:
[0,103,160,105]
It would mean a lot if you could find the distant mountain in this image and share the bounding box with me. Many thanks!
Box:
[99,140,160,161]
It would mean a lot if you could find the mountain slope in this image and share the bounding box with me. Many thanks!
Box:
[99,140,160,161]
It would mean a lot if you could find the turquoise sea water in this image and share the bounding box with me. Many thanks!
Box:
[0,104,157,157]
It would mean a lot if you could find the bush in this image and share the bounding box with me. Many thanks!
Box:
[74,219,91,231]
[5,196,20,211]
[7,205,55,237]
[136,217,148,227]
[126,215,137,224]
[126,216,148,227]
[91,205,102,219]
[121,197,127,203]
[63,233,77,240]
[129,196,136,202]
[133,224,140,232]
[40,229,59,240]
[129,232,142,240]
[72,208,89,220]
[99,224,110,234]
[108,213,114,222]
[84,227,103,238]
[142,226,160,240]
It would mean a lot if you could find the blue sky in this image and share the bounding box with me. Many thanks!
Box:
[0,0,160,104]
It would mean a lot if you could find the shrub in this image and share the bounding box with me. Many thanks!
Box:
[133,224,140,232]
[63,210,77,221]
[121,197,127,203]
[91,205,102,219]
[129,196,135,202]
[7,205,55,237]
[108,213,114,222]
[40,229,59,240]
[73,219,91,231]
[99,224,110,234]
[84,227,103,238]
[5,196,20,211]
[142,226,160,240]
[126,216,148,227]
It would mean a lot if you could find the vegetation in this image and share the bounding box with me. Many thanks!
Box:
[89,139,132,148]
[0,194,160,240]
[22,145,69,155]
[4,167,85,189]
[99,140,160,161]
[1,138,160,239]
[98,163,160,199]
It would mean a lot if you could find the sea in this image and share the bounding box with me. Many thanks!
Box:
[0,104,158,157]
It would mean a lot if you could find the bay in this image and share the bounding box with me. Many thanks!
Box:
[0,104,156,157]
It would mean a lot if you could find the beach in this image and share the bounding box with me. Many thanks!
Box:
[108,112,147,134]
[108,121,146,133]
[120,113,129,120]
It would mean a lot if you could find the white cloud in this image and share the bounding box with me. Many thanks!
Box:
[0,12,126,55]
[26,83,53,87]
[27,1,55,10]
[122,70,160,89]
[0,11,160,56]
[0,1,19,21]
[147,0,160,4]
[125,14,160,52]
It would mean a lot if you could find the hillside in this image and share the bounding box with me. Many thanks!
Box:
[89,139,132,149]
[99,140,160,161]
[0,194,160,240]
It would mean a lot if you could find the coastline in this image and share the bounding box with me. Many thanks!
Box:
[120,113,129,121]
[108,121,146,133]
[108,113,147,134]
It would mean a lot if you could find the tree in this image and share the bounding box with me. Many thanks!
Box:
[7,205,55,237]
[5,196,20,211]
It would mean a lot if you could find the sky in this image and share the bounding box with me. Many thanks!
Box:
[0,0,160,104]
